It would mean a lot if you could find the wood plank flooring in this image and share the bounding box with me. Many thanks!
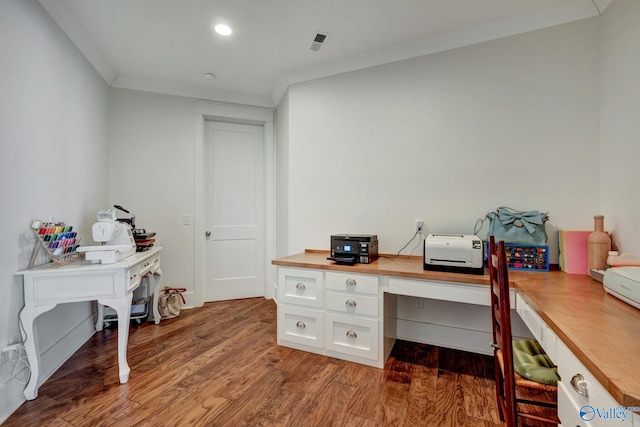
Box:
[5,298,504,427]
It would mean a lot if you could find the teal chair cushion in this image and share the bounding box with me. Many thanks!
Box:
[512,339,560,386]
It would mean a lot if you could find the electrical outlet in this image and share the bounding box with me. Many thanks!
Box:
[415,219,424,233]
[415,297,424,309]
[1,344,19,363]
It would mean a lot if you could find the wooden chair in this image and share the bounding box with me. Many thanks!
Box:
[488,236,560,427]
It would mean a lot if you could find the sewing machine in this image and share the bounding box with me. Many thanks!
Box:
[77,209,136,264]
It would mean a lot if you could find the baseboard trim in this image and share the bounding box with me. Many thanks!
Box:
[396,319,493,356]
[0,312,96,423]
[37,313,96,390]
[0,374,27,425]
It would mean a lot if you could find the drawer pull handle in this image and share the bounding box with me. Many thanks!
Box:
[345,299,357,307]
[570,374,589,397]
[345,278,357,286]
[296,282,306,290]
[346,330,357,338]
[296,321,306,329]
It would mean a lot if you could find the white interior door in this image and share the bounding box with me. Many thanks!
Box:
[205,121,265,301]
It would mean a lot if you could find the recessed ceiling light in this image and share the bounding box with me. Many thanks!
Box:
[204,72,216,80]
[214,24,232,36]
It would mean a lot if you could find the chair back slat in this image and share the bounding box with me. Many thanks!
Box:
[489,236,559,426]
[488,236,517,426]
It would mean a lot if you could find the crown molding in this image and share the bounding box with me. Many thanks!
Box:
[592,0,614,14]
[39,0,117,85]
[111,76,274,109]
[270,0,608,106]
[40,0,610,110]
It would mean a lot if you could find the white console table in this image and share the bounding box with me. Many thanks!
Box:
[15,247,162,400]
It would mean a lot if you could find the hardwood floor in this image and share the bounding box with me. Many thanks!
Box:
[5,298,504,426]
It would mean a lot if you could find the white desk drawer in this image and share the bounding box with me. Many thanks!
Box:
[325,312,378,360]
[559,382,591,427]
[33,273,116,301]
[326,291,378,317]
[388,277,496,306]
[516,293,557,362]
[278,267,324,308]
[128,266,141,292]
[326,271,378,295]
[139,255,159,275]
[557,340,626,427]
[516,293,542,341]
[278,305,324,349]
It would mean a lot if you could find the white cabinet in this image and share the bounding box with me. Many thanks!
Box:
[558,382,591,427]
[325,272,380,364]
[516,293,636,427]
[325,291,378,317]
[278,267,324,308]
[276,267,384,367]
[325,312,378,361]
[277,267,325,353]
[557,338,631,427]
[326,271,378,295]
[277,304,324,349]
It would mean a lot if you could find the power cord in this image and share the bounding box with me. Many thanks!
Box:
[379,223,426,259]
[10,306,32,384]
[380,229,422,258]
[408,232,426,256]
[473,217,486,236]
[11,345,31,385]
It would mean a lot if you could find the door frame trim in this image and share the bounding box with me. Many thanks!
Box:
[193,101,275,307]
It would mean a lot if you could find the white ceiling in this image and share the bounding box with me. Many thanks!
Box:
[40,0,611,108]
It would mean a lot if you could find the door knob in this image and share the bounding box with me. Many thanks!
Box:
[205,231,211,237]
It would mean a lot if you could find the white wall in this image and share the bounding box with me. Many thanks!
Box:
[600,0,640,254]
[108,88,196,301]
[0,0,109,420]
[284,18,602,262]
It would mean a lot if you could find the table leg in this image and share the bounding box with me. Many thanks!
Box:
[98,293,133,384]
[152,268,163,324]
[21,303,57,400]
[95,303,104,331]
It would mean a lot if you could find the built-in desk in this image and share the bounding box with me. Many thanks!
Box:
[273,250,640,424]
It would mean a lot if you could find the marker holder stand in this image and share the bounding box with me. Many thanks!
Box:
[28,221,83,268]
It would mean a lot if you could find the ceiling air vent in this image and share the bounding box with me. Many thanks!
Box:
[309,32,330,52]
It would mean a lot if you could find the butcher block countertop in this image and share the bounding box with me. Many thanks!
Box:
[272,250,640,409]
